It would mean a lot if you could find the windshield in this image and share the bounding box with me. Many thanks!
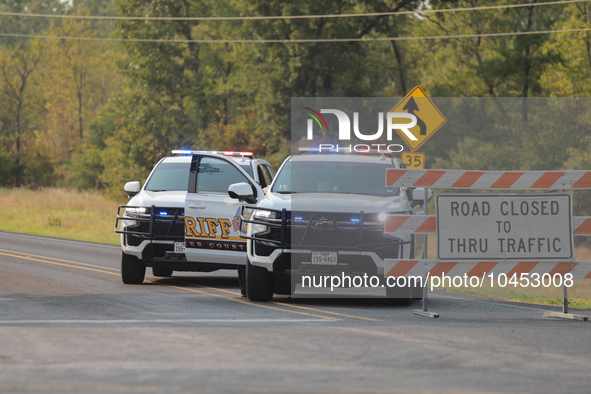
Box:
[272,160,401,197]
[145,162,190,192]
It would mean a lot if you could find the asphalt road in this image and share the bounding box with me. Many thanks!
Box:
[0,231,590,394]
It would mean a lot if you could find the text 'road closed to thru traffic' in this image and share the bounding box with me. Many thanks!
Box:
[436,193,573,261]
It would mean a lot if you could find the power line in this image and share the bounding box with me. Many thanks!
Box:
[0,28,589,44]
[0,0,586,21]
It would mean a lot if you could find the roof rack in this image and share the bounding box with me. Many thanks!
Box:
[171,150,253,157]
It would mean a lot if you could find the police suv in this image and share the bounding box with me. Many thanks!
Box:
[230,150,428,304]
[115,150,274,286]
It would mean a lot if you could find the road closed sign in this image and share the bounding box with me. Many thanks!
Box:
[436,193,574,261]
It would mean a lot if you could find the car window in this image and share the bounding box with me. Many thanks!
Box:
[197,157,250,194]
[145,162,190,192]
[239,163,254,177]
[263,165,274,181]
[257,165,273,188]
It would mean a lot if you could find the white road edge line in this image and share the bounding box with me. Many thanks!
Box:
[0,319,332,324]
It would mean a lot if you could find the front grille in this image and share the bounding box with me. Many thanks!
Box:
[286,212,396,251]
[288,212,361,247]
[137,208,185,237]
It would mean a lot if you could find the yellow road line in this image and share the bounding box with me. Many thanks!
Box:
[196,284,242,296]
[192,284,380,321]
[0,248,119,272]
[1,251,339,321]
[163,283,339,321]
[0,249,382,321]
[0,251,121,276]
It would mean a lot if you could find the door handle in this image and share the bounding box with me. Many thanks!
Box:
[188,204,206,209]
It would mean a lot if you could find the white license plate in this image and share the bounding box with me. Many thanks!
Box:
[311,251,337,265]
[174,242,186,253]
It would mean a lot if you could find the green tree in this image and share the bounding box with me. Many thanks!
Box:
[0,38,48,185]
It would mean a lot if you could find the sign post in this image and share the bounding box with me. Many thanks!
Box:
[388,86,446,317]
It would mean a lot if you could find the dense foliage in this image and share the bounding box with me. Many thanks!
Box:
[0,0,590,205]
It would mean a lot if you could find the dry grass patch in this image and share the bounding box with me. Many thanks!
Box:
[0,188,123,245]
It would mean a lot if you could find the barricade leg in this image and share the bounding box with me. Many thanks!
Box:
[412,192,439,318]
[543,282,588,321]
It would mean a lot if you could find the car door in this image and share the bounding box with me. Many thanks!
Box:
[184,155,264,265]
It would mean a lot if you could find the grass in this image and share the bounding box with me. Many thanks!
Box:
[424,234,591,309]
[0,187,122,245]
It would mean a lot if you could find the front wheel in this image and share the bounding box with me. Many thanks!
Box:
[121,252,146,284]
[246,258,274,301]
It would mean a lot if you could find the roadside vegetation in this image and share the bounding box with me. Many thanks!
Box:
[0,187,122,245]
[1,1,591,204]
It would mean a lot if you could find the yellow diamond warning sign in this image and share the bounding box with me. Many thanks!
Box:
[389,86,446,152]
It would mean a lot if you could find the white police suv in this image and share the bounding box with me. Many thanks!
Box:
[115,150,274,286]
[230,150,428,304]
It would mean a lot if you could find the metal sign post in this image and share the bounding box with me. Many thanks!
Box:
[412,192,439,318]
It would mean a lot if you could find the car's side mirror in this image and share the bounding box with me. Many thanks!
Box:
[412,188,433,203]
[228,182,256,204]
[124,181,141,198]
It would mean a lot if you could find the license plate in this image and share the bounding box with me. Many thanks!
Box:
[311,251,337,265]
[174,242,186,253]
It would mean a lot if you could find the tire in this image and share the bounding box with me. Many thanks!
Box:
[152,265,173,277]
[121,251,146,284]
[237,265,246,296]
[246,258,274,301]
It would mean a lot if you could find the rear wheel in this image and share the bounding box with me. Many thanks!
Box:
[246,258,274,301]
[152,265,173,277]
[121,252,146,284]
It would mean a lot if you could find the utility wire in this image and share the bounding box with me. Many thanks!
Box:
[0,28,589,43]
[0,0,586,21]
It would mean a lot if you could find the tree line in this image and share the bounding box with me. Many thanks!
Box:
[0,0,590,205]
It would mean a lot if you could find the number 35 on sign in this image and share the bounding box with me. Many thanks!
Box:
[401,152,425,169]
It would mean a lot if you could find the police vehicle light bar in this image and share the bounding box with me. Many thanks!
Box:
[172,150,253,157]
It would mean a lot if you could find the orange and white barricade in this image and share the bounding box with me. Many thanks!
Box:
[384,169,591,320]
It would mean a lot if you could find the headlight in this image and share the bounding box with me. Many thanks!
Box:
[365,211,410,226]
[250,223,268,236]
[250,209,280,235]
[253,209,277,219]
[124,207,150,217]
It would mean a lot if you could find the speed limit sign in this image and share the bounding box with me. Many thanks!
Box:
[401,152,425,169]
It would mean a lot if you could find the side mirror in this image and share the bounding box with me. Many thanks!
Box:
[124,181,141,198]
[412,188,433,202]
[228,182,256,204]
